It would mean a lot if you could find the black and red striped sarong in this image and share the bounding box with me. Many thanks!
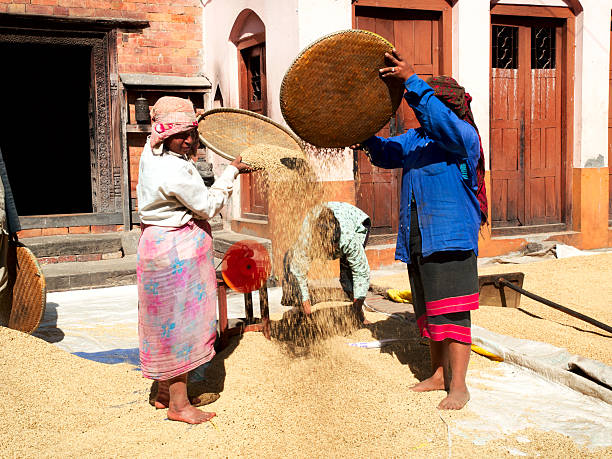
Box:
[407,203,479,344]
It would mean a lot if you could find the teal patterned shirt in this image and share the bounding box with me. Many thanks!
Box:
[289,201,371,301]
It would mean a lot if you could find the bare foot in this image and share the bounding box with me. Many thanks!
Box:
[153,387,217,409]
[154,395,203,409]
[437,387,470,410]
[167,405,216,424]
[410,374,445,392]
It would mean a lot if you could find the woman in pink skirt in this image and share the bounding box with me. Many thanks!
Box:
[137,96,251,424]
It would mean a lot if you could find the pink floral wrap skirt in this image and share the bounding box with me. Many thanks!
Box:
[137,219,217,381]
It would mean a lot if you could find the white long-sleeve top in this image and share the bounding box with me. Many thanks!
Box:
[137,139,239,227]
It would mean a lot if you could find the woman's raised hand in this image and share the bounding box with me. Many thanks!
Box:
[379,49,415,81]
[230,156,254,174]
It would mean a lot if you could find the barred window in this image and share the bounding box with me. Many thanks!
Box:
[531,27,556,69]
[492,25,518,69]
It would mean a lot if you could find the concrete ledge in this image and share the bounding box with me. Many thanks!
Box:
[212,229,272,258]
[22,233,123,258]
[42,255,137,292]
[230,217,270,239]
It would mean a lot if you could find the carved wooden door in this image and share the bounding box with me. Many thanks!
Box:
[490,19,563,228]
[355,7,442,235]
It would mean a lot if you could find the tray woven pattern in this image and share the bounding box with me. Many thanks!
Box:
[280,29,405,148]
[4,243,47,334]
[198,108,303,161]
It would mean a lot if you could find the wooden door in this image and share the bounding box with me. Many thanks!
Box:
[239,43,268,218]
[355,7,443,235]
[490,19,563,228]
[609,23,612,223]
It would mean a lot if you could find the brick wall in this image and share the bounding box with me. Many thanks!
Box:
[18,225,124,239]
[4,0,203,238]
[1,0,203,78]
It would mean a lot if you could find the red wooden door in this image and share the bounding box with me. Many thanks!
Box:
[490,19,563,228]
[239,43,268,218]
[355,7,442,235]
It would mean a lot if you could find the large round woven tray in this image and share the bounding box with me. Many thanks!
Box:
[0,242,46,334]
[280,29,405,148]
[198,108,304,161]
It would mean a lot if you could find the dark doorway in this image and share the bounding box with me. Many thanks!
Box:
[0,42,93,216]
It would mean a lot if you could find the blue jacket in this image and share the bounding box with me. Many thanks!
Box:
[364,74,480,263]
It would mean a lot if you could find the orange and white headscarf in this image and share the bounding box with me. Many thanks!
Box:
[149,96,198,148]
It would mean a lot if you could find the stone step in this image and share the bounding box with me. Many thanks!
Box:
[42,255,138,292]
[21,216,224,265]
[41,254,229,292]
[21,232,124,259]
[34,227,273,292]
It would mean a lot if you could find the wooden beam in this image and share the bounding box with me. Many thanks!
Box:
[20,213,124,230]
[353,0,450,11]
[490,0,581,12]
[491,5,574,19]
[0,12,148,31]
[120,74,211,89]
[236,32,265,51]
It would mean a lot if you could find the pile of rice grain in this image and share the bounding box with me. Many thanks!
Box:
[2,321,606,458]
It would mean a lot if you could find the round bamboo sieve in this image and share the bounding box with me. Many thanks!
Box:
[1,242,47,334]
[280,29,405,148]
[197,108,304,162]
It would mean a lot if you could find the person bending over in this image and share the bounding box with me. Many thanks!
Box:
[281,202,371,324]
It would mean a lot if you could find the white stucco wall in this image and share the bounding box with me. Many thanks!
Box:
[202,0,612,224]
[496,0,569,6]
[573,0,612,168]
[202,1,300,220]
[202,0,300,122]
[202,0,355,210]
[297,0,352,48]
[453,0,491,169]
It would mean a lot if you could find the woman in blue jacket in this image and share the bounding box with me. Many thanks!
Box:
[357,49,487,410]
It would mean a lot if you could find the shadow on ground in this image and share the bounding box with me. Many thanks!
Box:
[147,333,243,406]
[268,302,432,381]
[366,313,432,382]
[270,304,362,357]
[32,302,65,343]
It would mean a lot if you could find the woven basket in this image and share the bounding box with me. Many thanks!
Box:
[198,108,304,162]
[280,29,405,148]
[0,242,47,334]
